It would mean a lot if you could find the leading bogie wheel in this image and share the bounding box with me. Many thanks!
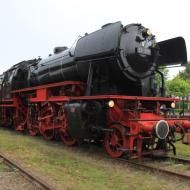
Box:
[104,124,126,158]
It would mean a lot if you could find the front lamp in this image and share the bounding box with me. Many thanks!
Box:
[108,100,115,108]
[171,102,176,109]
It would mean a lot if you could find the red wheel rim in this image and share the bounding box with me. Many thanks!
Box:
[13,105,28,131]
[29,128,38,136]
[27,120,39,136]
[58,107,77,146]
[42,130,54,140]
[60,129,77,146]
[104,125,126,158]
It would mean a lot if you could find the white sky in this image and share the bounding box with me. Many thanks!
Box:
[0,0,189,78]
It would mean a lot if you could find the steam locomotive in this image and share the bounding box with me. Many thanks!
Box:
[0,21,190,158]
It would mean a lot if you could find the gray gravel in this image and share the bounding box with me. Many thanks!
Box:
[0,162,41,190]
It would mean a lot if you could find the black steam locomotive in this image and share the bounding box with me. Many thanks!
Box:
[0,21,189,158]
[0,21,187,99]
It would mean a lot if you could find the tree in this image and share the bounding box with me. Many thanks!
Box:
[155,67,169,87]
[178,61,190,82]
[166,76,190,97]
[155,67,169,96]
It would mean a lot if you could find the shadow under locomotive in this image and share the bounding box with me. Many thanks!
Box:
[0,21,190,158]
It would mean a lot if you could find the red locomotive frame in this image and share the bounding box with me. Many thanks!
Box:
[1,81,190,159]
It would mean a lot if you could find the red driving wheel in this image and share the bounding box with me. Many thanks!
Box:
[104,124,126,158]
[27,117,39,136]
[59,110,77,146]
[42,129,54,140]
[60,129,77,146]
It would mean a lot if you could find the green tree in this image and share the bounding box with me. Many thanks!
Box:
[178,61,190,82]
[155,68,169,96]
[166,76,190,97]
[155,68,169,88]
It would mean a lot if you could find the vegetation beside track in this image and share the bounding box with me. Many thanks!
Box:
[0,128,190,190]
[176,142,190,158]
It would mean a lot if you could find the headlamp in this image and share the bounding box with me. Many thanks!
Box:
[171,102,176,109]
[108,100,115,108]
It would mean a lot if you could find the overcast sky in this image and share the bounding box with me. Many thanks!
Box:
[0,0,189,78]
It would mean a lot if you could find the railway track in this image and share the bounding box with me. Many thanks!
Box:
[82,143,190,182]
[0,152,55,190]
[54,143,190,182]
[116,156,190,182]
[0,132,190,188]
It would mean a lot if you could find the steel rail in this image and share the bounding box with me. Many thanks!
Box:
[163,156,190,165]
[0,152,56,190]
[117,157,190,181]
[61,145,190,182]
[1,137,190,187]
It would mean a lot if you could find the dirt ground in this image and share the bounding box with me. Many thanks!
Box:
[0,162,41,190]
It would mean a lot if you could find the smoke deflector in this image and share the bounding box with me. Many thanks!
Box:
[158,37,187,66]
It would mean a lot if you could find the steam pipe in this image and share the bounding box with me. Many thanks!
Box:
[156,70,165,97]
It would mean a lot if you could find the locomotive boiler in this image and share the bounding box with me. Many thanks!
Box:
[7,22,186,97]
[0,21,190,159]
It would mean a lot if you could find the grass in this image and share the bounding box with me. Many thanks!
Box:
[0,128,190,190]
[176,142,190,158]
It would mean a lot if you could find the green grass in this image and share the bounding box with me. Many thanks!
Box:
[170,133,190,158]
[0,128,190,190]
[176,141,190,158]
